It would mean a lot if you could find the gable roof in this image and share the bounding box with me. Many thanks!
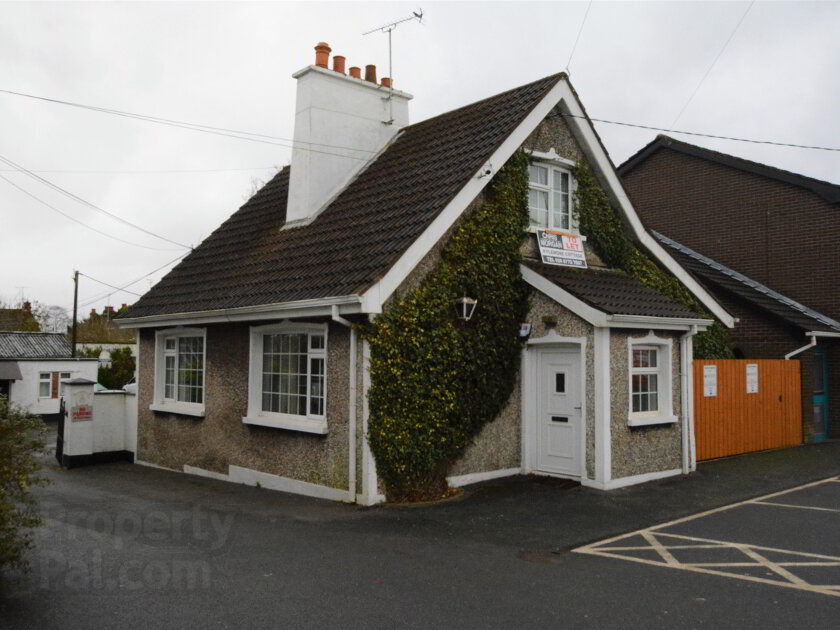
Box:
[654,231,840,333]
[618,135,840,203]
[0,332,72,359]
[119,74,564,320]
[524,261,699,319]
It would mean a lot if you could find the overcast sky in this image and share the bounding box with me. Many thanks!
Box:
[1,1,838,317]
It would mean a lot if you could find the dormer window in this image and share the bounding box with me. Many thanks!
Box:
[528,163,573,231]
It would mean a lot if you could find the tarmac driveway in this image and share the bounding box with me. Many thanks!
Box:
[2,442,840,629]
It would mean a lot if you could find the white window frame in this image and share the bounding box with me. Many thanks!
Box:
[150,327,206,417]
[38,372,52,399]
[243,321,328,434]
[527,149,578,234]
[627,332,676,427]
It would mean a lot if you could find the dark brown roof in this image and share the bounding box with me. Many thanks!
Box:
[618,135,840,203]
[654,232,840,333]
[121,74,564,319]
[0,332,71,359]
[524,261,701,319]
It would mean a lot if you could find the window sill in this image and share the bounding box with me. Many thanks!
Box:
[628,414,677,428]
[242,413,327,435]
[149,402,205,418]
[528,226,585,238]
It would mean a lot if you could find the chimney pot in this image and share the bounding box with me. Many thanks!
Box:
[381,77,392,88]
[332,55,346,74]
[314,42,331,68]
[349,66,361,79]
[364,64,377,83]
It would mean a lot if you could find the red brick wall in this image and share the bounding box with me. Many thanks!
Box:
[622,148,840,438]
[622,149,840,322]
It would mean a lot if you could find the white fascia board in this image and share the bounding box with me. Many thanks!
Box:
[362,78,571,312]
[606,314,714,330]
[807,331,840,338]
[116,295,363,329]
[520,264,607,326]
[556,85,735,329]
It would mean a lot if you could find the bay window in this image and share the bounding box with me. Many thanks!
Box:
[244,322,328,434]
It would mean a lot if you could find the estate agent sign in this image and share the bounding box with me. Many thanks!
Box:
[536,230,587,268]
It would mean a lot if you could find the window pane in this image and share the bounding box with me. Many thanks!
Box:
[310,357,325,416]
[176,336,204,404]
[60,372,71,379]
[555,373,565,394]
[165,337,176,351]
[529,189,549,227]
[39,381,50,397]
[164,355,175,399]
[529,165,548,185]
[310,335,325,350]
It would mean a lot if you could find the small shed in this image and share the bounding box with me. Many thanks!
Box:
[0,332,98,421]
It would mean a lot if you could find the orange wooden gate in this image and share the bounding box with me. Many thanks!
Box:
[693,359,801,461]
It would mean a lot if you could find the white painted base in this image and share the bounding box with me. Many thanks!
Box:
[581,468,683,491]
[180,464,354,502]
[355,492,386,506]
[523,469,580,482]
[447,467,522,488]
[135,459,178,472]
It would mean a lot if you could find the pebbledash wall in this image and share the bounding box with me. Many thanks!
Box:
[135,104,686,495]
[137,322,352,491]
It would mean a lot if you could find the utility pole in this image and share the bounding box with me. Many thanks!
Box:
[71,270,79,358]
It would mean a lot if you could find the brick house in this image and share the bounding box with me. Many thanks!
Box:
[116,44,733,503]
[619,135,840,440]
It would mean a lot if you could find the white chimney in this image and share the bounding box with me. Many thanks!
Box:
[285,42,413,227]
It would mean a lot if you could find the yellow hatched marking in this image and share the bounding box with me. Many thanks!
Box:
[753,501,840,513]
[573,476,840,598]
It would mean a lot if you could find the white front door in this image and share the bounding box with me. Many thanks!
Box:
[536,348,581,476]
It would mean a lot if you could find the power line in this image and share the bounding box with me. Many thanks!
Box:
[0,87,377,160]
[669,1,755,129]
[76,251,190,309]
[560,114,840,152]
[78,272,143,297]
[0,172,183,251]
[0,166,279,174]
[0,151,192,249]
[565,0,593,75]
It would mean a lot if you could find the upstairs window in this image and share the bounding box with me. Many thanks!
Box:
[528,163,573,231]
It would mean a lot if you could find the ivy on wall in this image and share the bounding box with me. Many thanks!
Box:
[363,151,531,502]
[574,161,733,359]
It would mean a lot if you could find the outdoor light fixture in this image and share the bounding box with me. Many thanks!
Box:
[455,293,478,321]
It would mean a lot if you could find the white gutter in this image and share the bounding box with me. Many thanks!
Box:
[680,325,699,474]
[331,305,357,503]
[785,334,817,360]
[116,295,363,329]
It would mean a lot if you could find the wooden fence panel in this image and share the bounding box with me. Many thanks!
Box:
[693,359,801,461]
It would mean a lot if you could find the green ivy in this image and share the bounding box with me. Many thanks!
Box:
[363,151,531,502]
[575,161,733,359]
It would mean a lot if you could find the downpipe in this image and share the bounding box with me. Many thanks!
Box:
[680,325,699,474]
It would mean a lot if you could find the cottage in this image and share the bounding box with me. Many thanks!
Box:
[620,135,840,440]
[0,331,98,421]
[116,44,733,503]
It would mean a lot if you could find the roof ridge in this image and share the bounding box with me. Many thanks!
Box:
[620,135,840,203]
[406,72,566,131]
[653,230,840,332]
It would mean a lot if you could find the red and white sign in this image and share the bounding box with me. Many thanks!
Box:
[71,404,93,422]
[536,230,587,268]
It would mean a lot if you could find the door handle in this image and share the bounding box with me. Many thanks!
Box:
[573,406,582,410]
